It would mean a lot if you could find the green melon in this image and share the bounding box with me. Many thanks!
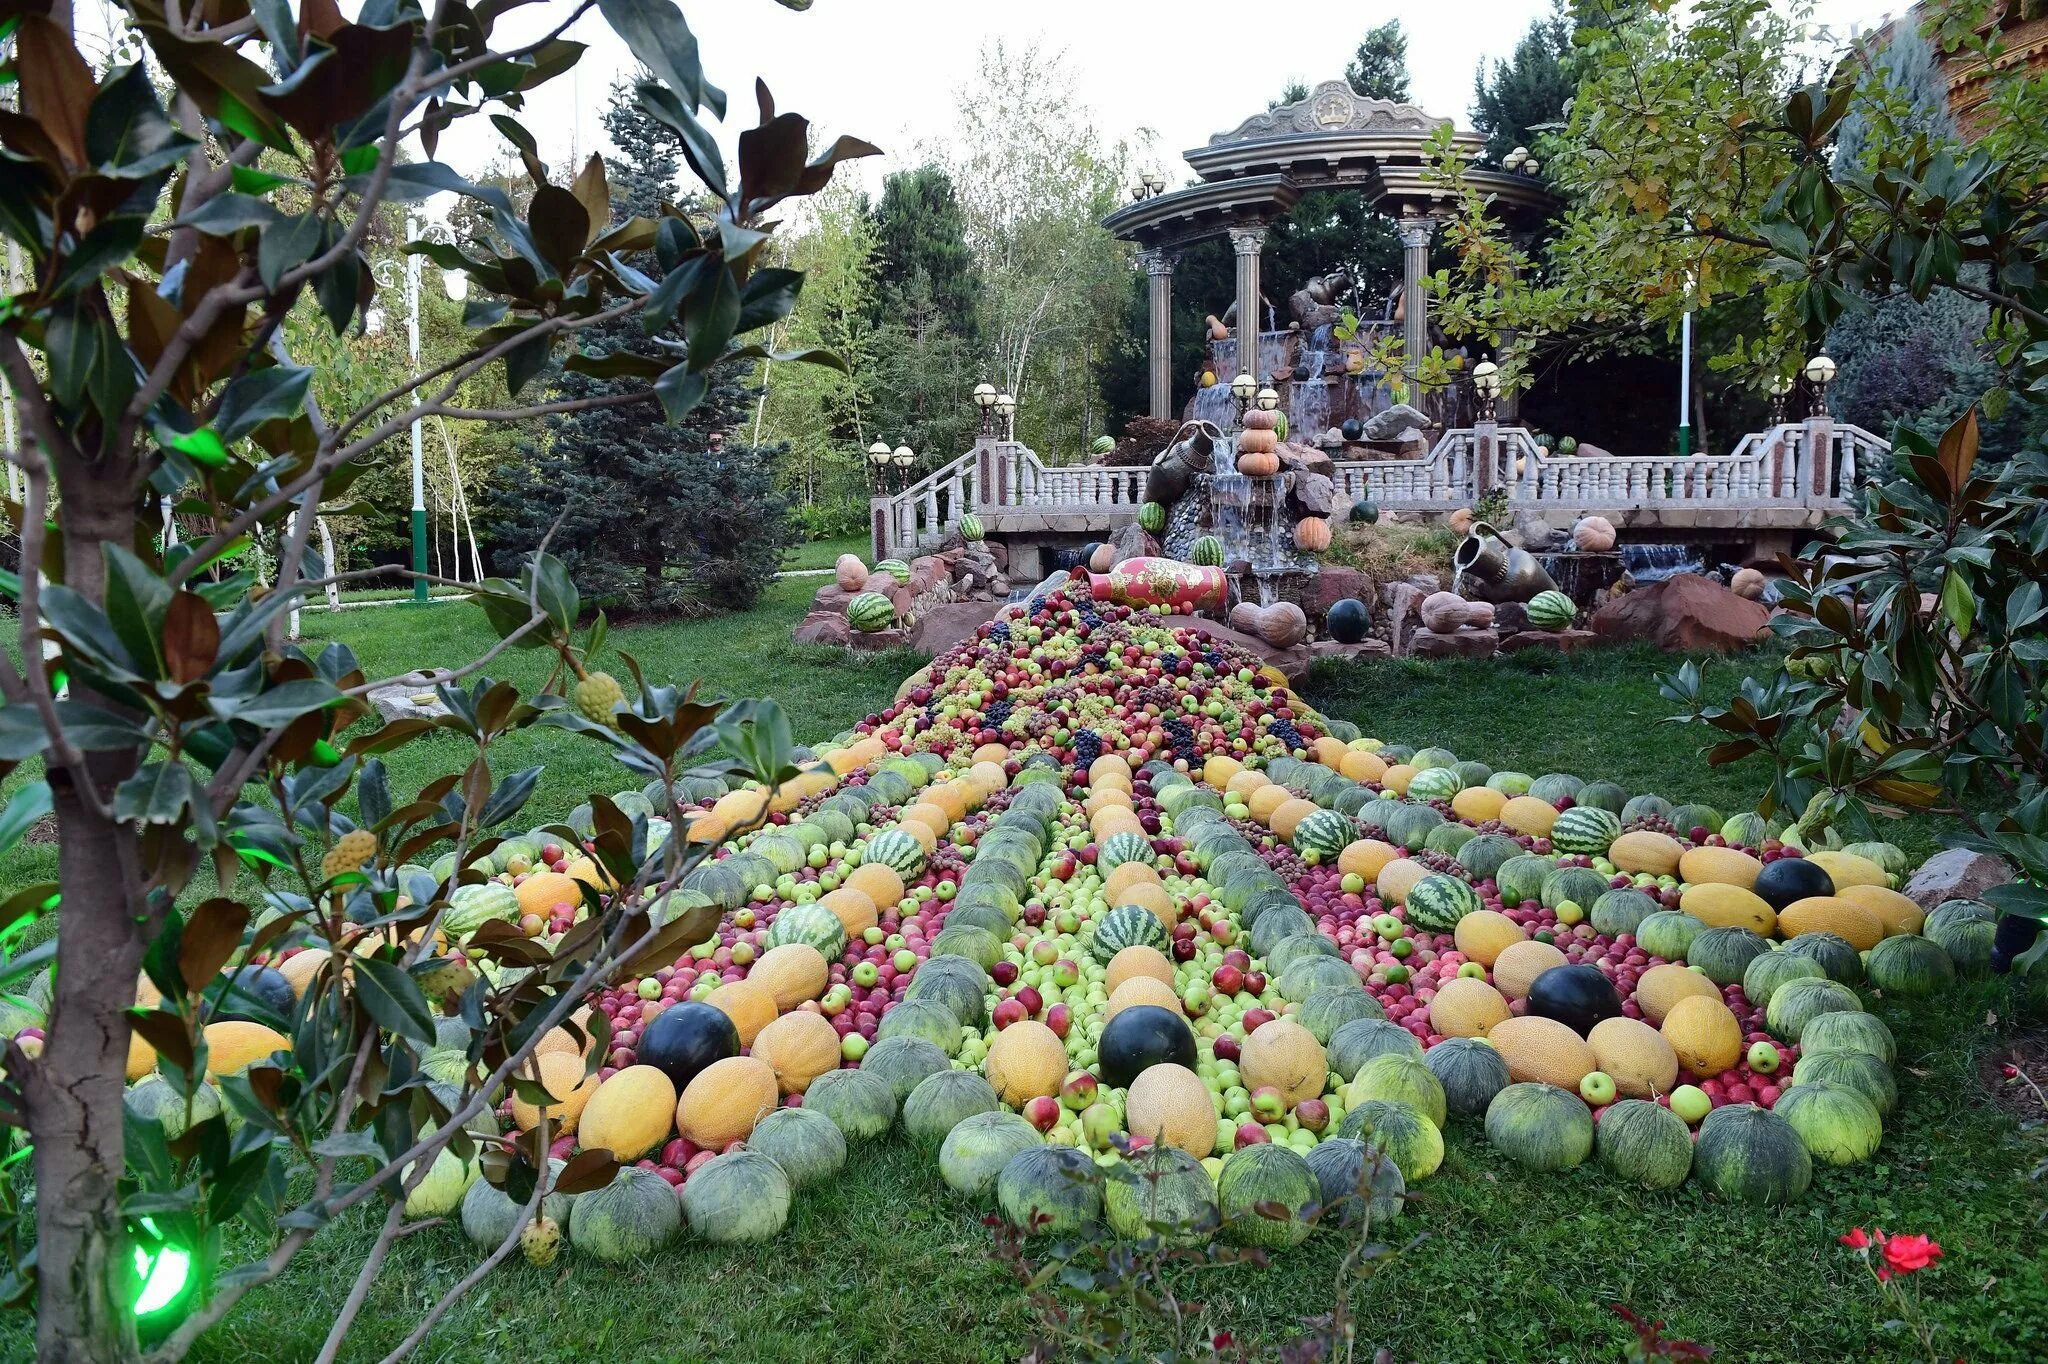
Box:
[568,1166,684,1260]
[1591,888,1660,939]
[1575,781,1628,814]
[1484,1082,1594,1172]
[1190,535,1225,567]
[1385,803,1446,852]
[1410,747,1458,770]
[1790,1049,1896,1116]
[1595,1098,1694,1190]
[1303,1137,1405,1229]
[905,956,991,1030]
[1347,1053,1448,1129]
[1297,985,1387,1044]
[1336,1099,1444,1182]
[877,998,964,1055]
[1406,874,1482,933]
[1794,1010,1895,1067]
[1621,794,1673,824]
[1541,865,1611,913]
[682,1151,792,1243]
[1457,834,1526,882]
[124,1078,222,1141]
[1766,976,1862,1044]
[1865,934,1956,997]
[1097,831,1154,871]
[1327,1017,1426,1081]
[1528,774,1583,803]
[1687,927,1770,987]
[1772,1081,1882,1165]
[1266,932,1341,976]
[1721,812,1771,847]
[1487,771,1535,796]
[1925,901,1996,975]
[1691,1104,1811,1205]
[745,1106,846,1189]
[939,1111,1045,1202]
[1217,1143,1321,1248]
[1551,806,1621,856]
[461,1160,579,1248]
[1424,1036,1511,1116]
[997,1144,1103,1235]
[1635,910,1707,962]
[859,1036,952,1103]
[1495,854,1556,908]
[1103,1143,1222,1246]
[1279,954,1363,1003]
[1668,804,1725,837]
[930,923,1003,972]
[803,1067,898,1140]
[1780,931,1864,985]
[1740,951,1827,1011]
[902,1070,1002,1147]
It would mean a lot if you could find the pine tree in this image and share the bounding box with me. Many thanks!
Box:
[869,165,979,339]
[1472,2,1577,162]
[487,76,792,614]
[1346,21,1411,103]
[1833,21,1953,171]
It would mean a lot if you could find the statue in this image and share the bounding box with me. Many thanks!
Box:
[1288,269,1354,347]
[1218,292,1275,335]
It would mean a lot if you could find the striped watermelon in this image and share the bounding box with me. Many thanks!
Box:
[847,592,895,633]
[1405,874,1481,932]
[1527,591,1577,630]
[1405,767,1464,803]
[959,513,984,541]
[1097,831,1154,871]
[1189,535,1224,567]
[1551,806,1621,855]
[1293,809,1356,860]
[864,829,928,878]
[1137,502,1167,533]
[766,901,848,958]
[1091,904,1168,962]
[875,558,911,583]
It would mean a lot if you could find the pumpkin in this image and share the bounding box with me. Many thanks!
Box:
[1293,517,1332,552]
[579,1065,678,1160]
[509,1050,601,1134]
[750,1011,842,1095]
[1571,515,1617,552]
[835,553,870,591]
[751,943,829,1010]
[1236,449,1281,476]
[1241,409,1279,431]
[676,1055,779,1147]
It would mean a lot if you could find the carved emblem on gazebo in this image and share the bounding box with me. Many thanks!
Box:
[1210,79,1443,144]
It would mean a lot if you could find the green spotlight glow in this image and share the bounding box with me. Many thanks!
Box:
[131,1219,193,1317]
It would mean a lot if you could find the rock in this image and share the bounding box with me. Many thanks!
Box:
[1279,443,1336,480]
[367,670,456,722]
[907,558,946,595]
[1385,583,1425,654]
[1512,514,1561,551]
[848,626,913,652]
[1109,521,1159,565]
[1288,470,1338,517]
[1408,628,1500,659]
[792,613,852,647]
[861,570,899,595]
[1500,628,1600,654]
[986,541,1009,572]
[1589,573,1769,652]
[809,584,860,617]
[1310,639,1391,663]
[1403,572,1441,596]
[1313,566,1371,618]
[909,601,1004,655]
[1573,443,1613,461]
[1360,404,1431,442]
[1902,849,2013,913]
[1492,600,1531,634]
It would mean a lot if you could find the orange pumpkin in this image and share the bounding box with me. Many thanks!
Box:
[1293,516,1331,552]
[1236,450,1280,477]
[1236,427,1278,455]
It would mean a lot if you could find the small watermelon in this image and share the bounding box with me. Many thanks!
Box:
[959,512,985,541]
[1217,1144,1320,1248]
[1526,590,1577,630]
[1097,831,1154,871]
[1550,806,1621,856]
[847,592,896,633]
[1137,501,1168,533]
[1405,874,1481,933]
[875,558,911,583]
[1293,809,1357,860]
[1406,767,1464,803]
[764,901,849,959]
[1596,1098,1693,1189]
[1189,535,1225,567]
[1091,903,1169,962]
[863,829,928,878]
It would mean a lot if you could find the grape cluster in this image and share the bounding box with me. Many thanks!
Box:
[1161,716,1201,764]
[983,699,1013,730]
[1626,814,1680,837]
[987,620,1010,645]
[1070,728,1102,770]
[1268,718,1306,754]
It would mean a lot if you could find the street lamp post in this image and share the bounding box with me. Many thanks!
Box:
[1471,359,1501,423]
[973,381,998,437]
[892,444,916,493]
[867,440,892,495]
[994,391,1016,442]
[1229,372,1256,427]
[1767,374,1793,426]
[370,215,462,602]
[1803,354,1837,418]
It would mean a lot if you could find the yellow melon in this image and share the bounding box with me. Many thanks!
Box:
[515,871,583,918]
[1105,945,1177,996]
[567,853,620,887]
[1662,995,1742,1075]
[1677,845,1763,890]
[986,1020,1068,1106]
[1338,839,1401,882]
[1224,770,1269,801]
[1340,749,1389,784]
[1428,977,1510,1037]
[1238,1018,1327,1106]
[1090,770,1134,797]
[1679,883,1777,936]
[1085,788,1135,818]
[579,1064,677,1159]
[706,979,778,1048]
[683,815,727,846]
[1102,860,1161,903]
[203,1021,290,1079]
[1381,763,1419,796]
[751,943,829,1010]
[892,818,939,856]
[1452,909,1525,968]
[927,782,974,823]
[1776,896,1884,951]
[1500,795,1559,837]
[1491,939,1568,1000]
[510,1050,600,1133]
[1090,808,1144,842]
[1487,1015,1597,1089]
[1804,850,1888,891]
[1269,797,1320,841]
[1587,1016,1679,1097]
[1089,753,1134,785]
[1106,977,1183,1020]
[1116,881,1178,931]
[1375,857,1428,906]
[1836,883,1924,937]
[676,1055,778,1147]
[1204,755,1244,790]
[712,787,771,831]
[127,1030,156,1081]
[750,1010,841,1095]
[135,973,162,1009]
[968,758,1009,792]
[1310,736,1349,768]
[844,862,905,913]
[1451,786,1509,824]
[1125,1063,1219,1157]
[1246,784,1292,825]
[278,949,330,998]
[840,736,887,769]
[1609,830,1684,877]
[824,745,869,775]
[535,1026,583,1061]
[820,887,880,939]
[899,802,952,843]
[1635,963,1721,1023]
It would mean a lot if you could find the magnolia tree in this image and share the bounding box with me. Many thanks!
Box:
[0,3,872,1361]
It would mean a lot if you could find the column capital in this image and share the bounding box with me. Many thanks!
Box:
[1226,223,1268,256]
[1137,247,1178,277]
[1396,215,1439,251]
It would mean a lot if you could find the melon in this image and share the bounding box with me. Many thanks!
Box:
[1551,806,1621,856]
[1634,962,1719,1023]
[1451,786,1509,825]
[1781,931,1864,984]
[878,998,965,1055]
[461,1159,578,1248]
[746,1105,847,1189]
[1609,830,1683,876]
[1773,1080,1882,1165]
[1692,1104,1811,1204]
[939,1110,1044,1202]
[1484,1082,1594,1171]
[986,1020,1069,1106]
[706,979,778,1049]
[1678,883,1777,936]
[1338,839,1401,882]
[1686,926,1770,987]
[1218,1144,1320,1248]
[1104,1143,1222,1245]
[1925,900,1996,974]
[1487,1015,1598,1090]
[1778,897,1884,951]
[1575,780,1628,814]
[1635,911,1708,962]
[1105,976,1184,1022]
[1375,858,1428,906]
[751,1011,842,1095]
[1452,910,1524,968]
[568,1165,683,1260]
[1540,865,1610,912]
[1344,1053,1448,1129]
[1326,1017,1424,1081]
[1661,995,1743,1075]
[1123,1063,1220,1157]
[676,1055,778,1148]
[1424,1036,1512,1116]
[1595,1098,1693,1189]
[509,1051,599,1134]
[1865,934,1956,997]
[1741,950,1827,1010]
[1677,845,1763,889]
[1239,1018,1329,1108]
[1500,795,1559,838]
[683,1150,791,1243]
[1295,986,1386,1045]
[904,957,991,1030]
[1337,1099,1444,1181]
[1836,884,1924,938]
[1590,888,1660,939]
[1303,1137,1405,1228]
[1766,976,1862,1044]
[1790,1049,1897,1116]
[124,1077,222,1141]
[1428,977,1511,1038]
[202,1020,290,1079]
[1795,1010,1896,1067]
[1454,834,1523,882]
[1266,932,1341,977]
[1494,854,1556,907]
[902,1069,1002,1147]
[819,887,881,939]
[803,1067,898,1141]
[1587,1016,1679,1098]
[574,1065,677,1160]
[1803,850,1887,891]
[997,1144,1103,1235]
[1491,939,1568,1001]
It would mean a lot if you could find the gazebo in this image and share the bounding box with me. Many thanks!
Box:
[1101,80,1554,421]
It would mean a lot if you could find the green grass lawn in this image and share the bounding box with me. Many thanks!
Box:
[7,596,2045,1362]
[781,531,870,573]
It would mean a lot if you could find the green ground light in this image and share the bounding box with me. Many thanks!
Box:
[132,1218,193,1321]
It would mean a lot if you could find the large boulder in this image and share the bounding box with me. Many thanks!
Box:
[1109,521,1160,565]
[1279,443,1336,480]
[792,613,852,647]
[1312,566,1371,618]
[1902,849,2013,913]
[1408,628,1500,659]
[1589,573,1769,652]
[1287,470,1338,518]
[809,584,860,617]
[1500,629,1600,655]
[909,602,1004,656]
[1360,404,1431,442]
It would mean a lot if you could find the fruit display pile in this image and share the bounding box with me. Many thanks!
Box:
[119,581,1997,1260]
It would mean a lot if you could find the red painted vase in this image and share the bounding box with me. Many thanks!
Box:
[1086,558,1227,613]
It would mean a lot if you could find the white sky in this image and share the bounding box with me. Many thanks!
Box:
[434,0,1904,193]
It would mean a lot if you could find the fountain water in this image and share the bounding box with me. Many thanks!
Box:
[1620,543,1701,584]
[1190,383,1236,428]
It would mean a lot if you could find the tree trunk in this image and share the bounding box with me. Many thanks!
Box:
[33,463,147,1364]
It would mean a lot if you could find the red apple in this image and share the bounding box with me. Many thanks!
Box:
[1024,1095,1062,1132]
[1045,1003,1072,1039]
[992,997,1028,1030]
[1212,964,1245,996]
[1295,1098,1330,1133]
[1234,1122,1271,1148]
[1213,1034,1241,1063]
[1242,1008,1275,1034]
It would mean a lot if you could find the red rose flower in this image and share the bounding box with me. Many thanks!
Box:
[1839,1227,1870,1249]
[1882,1233,1942,1275]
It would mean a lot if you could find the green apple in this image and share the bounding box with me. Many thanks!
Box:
[1578,1071,1616,1106]
[1746,1040,1781,1074]
[1670,1084,1712,1125]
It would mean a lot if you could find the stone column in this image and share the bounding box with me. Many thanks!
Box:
[1398,215,1437,379]
[1138,248,1177,419]
[1228,224,1267,381]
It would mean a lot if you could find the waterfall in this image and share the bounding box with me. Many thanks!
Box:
[1620,543,1701,584]
[1191,383,1236,427]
